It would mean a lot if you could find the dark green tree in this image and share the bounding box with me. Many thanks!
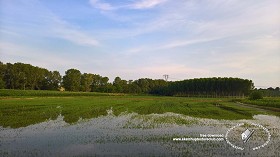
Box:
[62,69,81,91]
[249,91,263,100]
[0,62,6,89]
[81,73,94,92]
[41,71,61,90]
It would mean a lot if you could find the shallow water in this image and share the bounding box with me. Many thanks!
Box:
[0,111,279,157]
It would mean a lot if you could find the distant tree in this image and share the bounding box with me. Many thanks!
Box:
[161,77,254,97]
[1,62,52,90]
[41,71,62,90]
[0,62,6,88]
[62,69,81,91]
[88,74,110,92]
[136,78,150,93]
[99,76,110,92]
[51,71,62,89]
[149,79,169,95]
[113,76,122,92]
[81,73,94,92]
[249,91,263,100]
[128,82,142,93]
[113,76,128,93]
[11,63,27,89]
[267,87,274,91]
[31,66,48,90]
[257,87,280,97]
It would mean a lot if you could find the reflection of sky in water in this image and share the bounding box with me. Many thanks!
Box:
[0,113,279,156]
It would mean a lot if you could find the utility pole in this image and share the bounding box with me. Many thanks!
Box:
[163,74,169,81]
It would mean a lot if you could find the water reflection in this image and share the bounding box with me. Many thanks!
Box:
[0,112,279,156]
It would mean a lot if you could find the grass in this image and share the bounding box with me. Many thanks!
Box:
[0,89,121,97]
[237,97,280,109]
[0,90,279,128]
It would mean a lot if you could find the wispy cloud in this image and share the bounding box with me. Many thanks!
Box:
[40,6,100,47]
[89,0,115,11]
[89,0,167,11]
[118,0,280,54]
[238,34,280,52]
[140,64,210,76]
[50,18,99,46]
[1,0,99,47]
[0,29,21,37]
[130,0,167,9]
[0,42,74,71]
[122,37,221,56]
[157,38,221,50]
[55,28,99,47]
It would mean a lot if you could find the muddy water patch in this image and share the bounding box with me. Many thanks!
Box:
[0,113,279,156]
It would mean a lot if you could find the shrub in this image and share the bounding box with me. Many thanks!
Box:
[249,91,263,100]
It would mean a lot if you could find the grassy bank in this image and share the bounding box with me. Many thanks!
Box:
[238,97,280,109]
[0,89,120,97]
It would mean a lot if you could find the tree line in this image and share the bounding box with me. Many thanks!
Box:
[254,87,280,97]
[1,61,273,97]
[0,62,167,94]
[61,68,168,93]
[0,62,61,90]
[159,78,254,97]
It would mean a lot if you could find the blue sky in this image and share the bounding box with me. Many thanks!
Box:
[0,0,279,88]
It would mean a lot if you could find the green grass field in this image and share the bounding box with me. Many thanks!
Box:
[238,97,280,109]
[0,90,279,128]
[0,89,118,97]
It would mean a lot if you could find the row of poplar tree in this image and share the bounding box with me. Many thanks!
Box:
[0,62,255,96]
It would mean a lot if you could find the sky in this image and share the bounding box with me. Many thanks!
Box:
[0,0,279,88]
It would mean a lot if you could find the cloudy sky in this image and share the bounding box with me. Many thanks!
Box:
[0,0,279,87]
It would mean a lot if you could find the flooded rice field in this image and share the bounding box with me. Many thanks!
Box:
[0,109,279,157]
